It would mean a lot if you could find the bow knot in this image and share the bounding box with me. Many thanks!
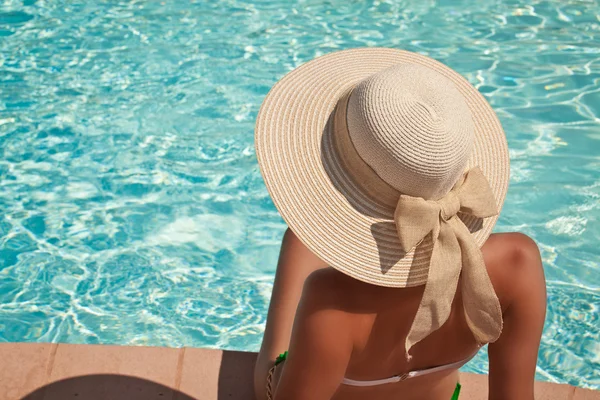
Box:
[394,167,499,253]
[393,167,504,359]
[438,191,460,221]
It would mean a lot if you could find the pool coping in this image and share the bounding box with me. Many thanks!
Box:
[1,343,597,399]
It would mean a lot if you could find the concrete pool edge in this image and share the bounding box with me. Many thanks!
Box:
[0,343,597,400]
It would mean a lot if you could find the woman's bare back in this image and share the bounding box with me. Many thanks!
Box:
[254,230,546,400]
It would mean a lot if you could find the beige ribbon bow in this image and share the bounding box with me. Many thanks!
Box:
[394,167,503,358]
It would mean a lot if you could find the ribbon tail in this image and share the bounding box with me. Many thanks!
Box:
[405,221,462,360]
[453,220,503,344]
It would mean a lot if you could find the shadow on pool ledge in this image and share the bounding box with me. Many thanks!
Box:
[21,375,197,400]
[21,350,256,400]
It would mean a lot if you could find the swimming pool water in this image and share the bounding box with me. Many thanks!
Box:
[1,0,599,390]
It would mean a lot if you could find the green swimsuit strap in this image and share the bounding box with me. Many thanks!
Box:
[266,352,289,400]
[451,382,462,400]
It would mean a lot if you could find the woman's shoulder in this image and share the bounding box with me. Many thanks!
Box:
[482,232,545,312]
[484,232,540,258]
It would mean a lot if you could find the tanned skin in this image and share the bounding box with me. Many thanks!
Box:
[254,229,546,400]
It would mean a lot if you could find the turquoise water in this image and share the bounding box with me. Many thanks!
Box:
[0,0,599,389]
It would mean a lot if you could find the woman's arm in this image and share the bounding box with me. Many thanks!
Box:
[273,270,354,400]
[487,233,547,400]
[254,229,330,400]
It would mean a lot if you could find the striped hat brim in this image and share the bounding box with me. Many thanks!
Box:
[255,47,509,288]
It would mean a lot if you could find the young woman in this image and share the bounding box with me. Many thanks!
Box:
[253,48,547,400]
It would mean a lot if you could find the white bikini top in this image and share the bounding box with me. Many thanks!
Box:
[342,347,481,387]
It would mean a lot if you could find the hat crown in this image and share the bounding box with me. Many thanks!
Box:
[346,63,475,200]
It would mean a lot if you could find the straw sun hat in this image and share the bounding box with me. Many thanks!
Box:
[255,48,509,356]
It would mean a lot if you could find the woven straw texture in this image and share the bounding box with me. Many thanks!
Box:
[255,47,509,288]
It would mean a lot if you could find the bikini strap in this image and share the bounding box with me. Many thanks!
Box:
[266,351,288,400]
[266,364,277,400]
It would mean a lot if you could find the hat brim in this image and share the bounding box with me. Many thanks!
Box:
[255,48,509,288]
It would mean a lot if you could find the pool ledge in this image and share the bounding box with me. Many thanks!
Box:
[1,343,597,399]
